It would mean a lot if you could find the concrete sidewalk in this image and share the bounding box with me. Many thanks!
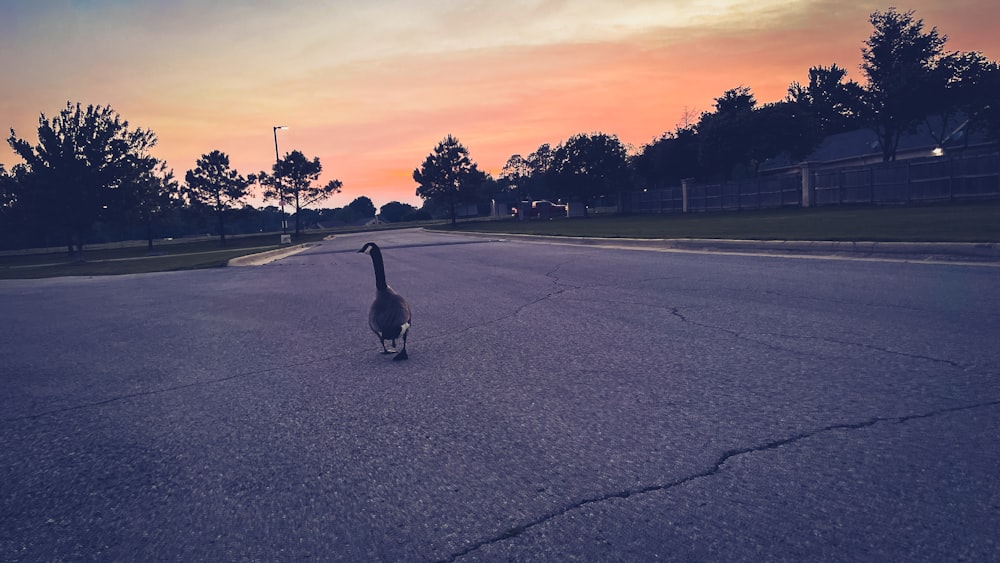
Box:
[226,242,316,266]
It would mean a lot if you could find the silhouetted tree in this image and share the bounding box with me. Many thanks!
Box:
[981,62,1000,144]
[413,135,486,226]
[633,126,699,189]
[347,196,376,221]
[0,164,14,215]
[258,149,343,237]
[861,8,948,161]
[922,51,1000,148]
[184,150,252,245]
[128,162,181,251]
[751,101,823,165]
[497,154,532,197]
[522,143,557,200]
[698,87,822,175]
[0,164,20,248]
[787,64,866,134]
[551,132,630,215]
[7,101,159,256]
[473,172,500,215]
[697,86,758,180]
[379,201,417,223]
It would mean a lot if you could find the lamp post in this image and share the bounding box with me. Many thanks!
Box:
[273,125,288,234]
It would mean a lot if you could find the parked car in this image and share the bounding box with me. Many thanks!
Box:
[511,200,567,218]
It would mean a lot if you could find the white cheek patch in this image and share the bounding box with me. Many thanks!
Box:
[399,322,410,337]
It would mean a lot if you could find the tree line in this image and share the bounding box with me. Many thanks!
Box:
[3,8,999,250]
[0,101,420,254]
[412,8,1000,224]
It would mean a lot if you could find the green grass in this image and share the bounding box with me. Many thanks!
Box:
[440,201,1000,243]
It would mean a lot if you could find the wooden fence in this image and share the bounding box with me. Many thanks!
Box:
[813,152,1000,206]
[628,151,1000,214]
[628,173,802,214]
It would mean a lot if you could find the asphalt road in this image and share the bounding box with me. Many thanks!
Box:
[2,229,999,561]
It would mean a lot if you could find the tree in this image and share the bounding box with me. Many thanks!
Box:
[861,8,948,161]
[787,64,866,135]
[697,86,758,180]
[379,201,417,223]
[714,85,757,114]
[698,86,821,176]
[522,143,558,200]
[129,161,181,251]
[347,195,376,221]
[0,164,14,215]
[497,154,532,197]
[7,101,159,256]
[551,132,630,215]
[184,150,252,245]
[413,135,486,226]
[259,149,343,237]
[980,61,1000,144]
[633,126,699,190]
[923,51,1000,148]
[750,101,823,165]
[0,164,19,248]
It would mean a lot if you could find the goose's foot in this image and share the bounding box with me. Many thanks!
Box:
[392,348,408,361]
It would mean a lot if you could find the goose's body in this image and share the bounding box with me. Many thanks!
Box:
[359,242,411,361]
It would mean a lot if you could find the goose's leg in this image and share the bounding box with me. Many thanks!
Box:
[392,331,408,361]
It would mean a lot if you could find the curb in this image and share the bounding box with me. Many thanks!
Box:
[453,231,1000,264]
[650,238,1000,262]
[227,243,316,267]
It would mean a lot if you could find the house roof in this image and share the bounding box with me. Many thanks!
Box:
[761,114,993,171]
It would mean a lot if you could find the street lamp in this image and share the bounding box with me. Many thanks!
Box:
[273,125,289,234]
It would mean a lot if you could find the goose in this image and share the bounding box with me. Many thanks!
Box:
[358,242,411,361]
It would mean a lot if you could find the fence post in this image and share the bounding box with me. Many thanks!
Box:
[869,166,875,204]
[949,155,957,202]
[681,178,691,213]
[905,160,911,204]
[838,170,844,205]
[800,162,815,208]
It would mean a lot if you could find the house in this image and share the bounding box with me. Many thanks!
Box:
[763,115,995,173]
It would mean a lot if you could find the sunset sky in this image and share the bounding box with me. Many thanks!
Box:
[2,1,998,209]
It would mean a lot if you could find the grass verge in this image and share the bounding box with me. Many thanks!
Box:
[438,201,1000,243]
[0,232,327,280]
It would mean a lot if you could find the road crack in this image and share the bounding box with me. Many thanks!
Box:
[766,333,965,368]
[438,399,1000,562]
[423,262,581,342]
[563,296,967,367]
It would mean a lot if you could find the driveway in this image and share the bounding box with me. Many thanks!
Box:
[2,229,998,561]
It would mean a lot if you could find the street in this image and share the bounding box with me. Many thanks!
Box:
[2,229,998,561]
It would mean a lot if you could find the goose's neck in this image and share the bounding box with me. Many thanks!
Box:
[369,247,388,290]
